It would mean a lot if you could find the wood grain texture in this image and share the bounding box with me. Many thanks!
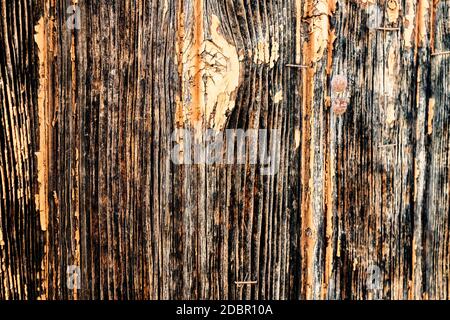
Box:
[0,0,449,300]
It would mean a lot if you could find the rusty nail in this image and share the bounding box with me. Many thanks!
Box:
[235,281,258,286]
[431,50,450,57]
[286,64,308,69]
[375,27,400,31]
[378,144,397,148]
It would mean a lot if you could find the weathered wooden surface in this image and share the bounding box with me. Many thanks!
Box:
[0,0,449,299]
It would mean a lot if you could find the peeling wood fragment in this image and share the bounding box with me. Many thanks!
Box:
[204,15,241,130]
[417,0,430,47]
[34,17,50,232]
[176,9,241,132]
[253,40,280,68]
[428,98,435,134]
[404,0,416,48]
[273,90,283,104]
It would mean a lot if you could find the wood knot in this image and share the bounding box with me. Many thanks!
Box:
[331,75,349,115]
[332,98,349,115]
[386,0,399,23]
[176,14,241,132]
[387,0,398,10]
[331,75,348,93]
